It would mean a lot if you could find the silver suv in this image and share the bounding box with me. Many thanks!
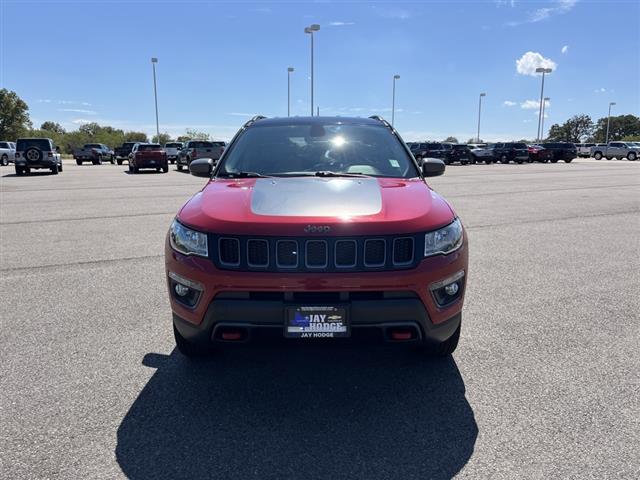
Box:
[591,142,639,161]
[14,138,63,175]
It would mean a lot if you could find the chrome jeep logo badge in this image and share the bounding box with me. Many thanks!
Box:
[304,225,331,233]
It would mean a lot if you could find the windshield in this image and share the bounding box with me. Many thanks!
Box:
[138,144,162,151]
[17,139,51,151]
[218,123,418,178]
[189,141,214,148]
[165,143,182,148]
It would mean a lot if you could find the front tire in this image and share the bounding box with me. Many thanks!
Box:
[76,159,82,165]
[594,152,603,160]
[1,154,8,166]
[162,164,169,173]
[628,152,637,161]
[500,154,509,164]
[51,164,59,175]
[173,324,210,357]
[110,156,115,164]
[177,163,183,171]
[15,166,24,175]
[423,323,461,357]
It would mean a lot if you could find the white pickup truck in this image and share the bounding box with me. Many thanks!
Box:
[0,141,16,165]
[591,142,639,161]
[575,143,596,157]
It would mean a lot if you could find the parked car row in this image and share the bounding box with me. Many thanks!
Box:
[407,141,580,164]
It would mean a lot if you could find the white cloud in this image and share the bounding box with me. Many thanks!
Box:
[58,108,97,115]
[516,51,557,76]
[37,99,52,103]
[521,99,550,110]
[71,118,94,124]
[372,5,412,20]
[227,112,257,117]
[561,45,569,54]
[328,21,355,27]
[503,100,517,107]
[529,0,577,23]
[507,0,578,26]
[594,87,606,93]
[521,100,539,109]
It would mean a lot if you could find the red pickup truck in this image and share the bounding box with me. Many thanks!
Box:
[165,116,467,357]
[128,143,168,173]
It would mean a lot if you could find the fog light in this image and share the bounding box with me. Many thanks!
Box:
[175,283,190,296]
[444,282,459,296]
[168,271,203,308]
[430,270,465,307]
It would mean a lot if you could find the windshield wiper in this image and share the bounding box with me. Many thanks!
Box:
[314,171,371,178]
[219,171,271,178]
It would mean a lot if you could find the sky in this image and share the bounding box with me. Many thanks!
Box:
[1,0,639,142]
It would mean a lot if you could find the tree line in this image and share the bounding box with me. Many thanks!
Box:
[2,88,639,151]
[0,89,213,154]
[546,114,640,143]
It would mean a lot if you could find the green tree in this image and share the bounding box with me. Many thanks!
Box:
[546,114,594,142]
[443,136,458,143]
[593,114,640,142]
[176,135,191,142]
[152,132,171,144]
[0,88,32,139]
[184,128,210,140]
[467,137,484,143]
[124,131,149,142]
[41,121,66,134]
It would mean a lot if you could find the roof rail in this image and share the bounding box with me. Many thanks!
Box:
[368,115,393,129]
[242,115,267,129]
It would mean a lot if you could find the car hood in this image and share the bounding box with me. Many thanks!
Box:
[178,177,456,236]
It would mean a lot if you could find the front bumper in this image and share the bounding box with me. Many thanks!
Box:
[165,232,468,345]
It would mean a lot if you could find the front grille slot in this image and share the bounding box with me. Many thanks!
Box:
[335,240,357,268]
[305,240,328,268]
[393,237,414,265]
[276,240,299,268]
[219,238,240,266]
[247,239,269,267]
[364,239,386,267]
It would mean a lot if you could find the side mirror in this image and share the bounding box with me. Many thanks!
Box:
[55,146,61,152]
[421,158,445,177]
[189,157,214,177]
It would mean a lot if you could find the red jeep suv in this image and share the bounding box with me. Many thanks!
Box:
[165,116,468,357]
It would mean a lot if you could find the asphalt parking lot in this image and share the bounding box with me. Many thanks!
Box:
[1,158,639,479]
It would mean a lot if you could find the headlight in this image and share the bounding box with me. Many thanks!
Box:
[169,219,208,257]
[424,218,463,257]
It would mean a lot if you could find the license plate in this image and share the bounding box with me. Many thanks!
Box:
[285,306,349,338]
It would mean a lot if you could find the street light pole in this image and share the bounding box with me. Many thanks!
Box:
[391,74,400,127]
[287,67,294,117]
[605,101,616,155]
[477,93,486,142]
[540,97,550,141]
[605,102,616,144]
[535,67,552,141]
[304,24,320,116]
[151,57,160,142]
